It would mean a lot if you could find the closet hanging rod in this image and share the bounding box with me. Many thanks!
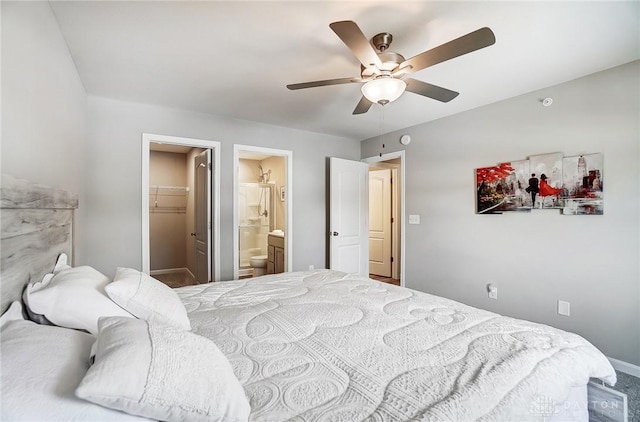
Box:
[149,185,189,211]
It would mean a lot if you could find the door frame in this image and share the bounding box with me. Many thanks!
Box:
[233,144,293,279]
[142,133,221,282]
[362,150,405,286]
[193,149,212,283]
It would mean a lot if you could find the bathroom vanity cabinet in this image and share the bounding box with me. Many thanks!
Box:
[267,234,285,274]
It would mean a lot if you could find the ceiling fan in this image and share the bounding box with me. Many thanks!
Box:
[287,21,495,115]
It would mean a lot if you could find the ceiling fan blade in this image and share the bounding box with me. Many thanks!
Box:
[330,21,383,68]
[287,77,361,90]
[405,78,459,102]
[353,96,373,114]
[400,27,495,74]
[391,65,413,78]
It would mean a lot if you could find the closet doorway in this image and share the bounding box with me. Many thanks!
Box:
[233,145,292,279]
[142,134,221,286]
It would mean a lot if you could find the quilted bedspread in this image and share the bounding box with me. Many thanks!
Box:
[177,270,615,422]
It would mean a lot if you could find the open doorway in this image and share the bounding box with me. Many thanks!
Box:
[363,151,405,287]
[327,152,405,286]
[142,134,220,286]
[233,145,292,279]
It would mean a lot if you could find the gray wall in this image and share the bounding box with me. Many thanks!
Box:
[1,1,86,195]
[84,96,360,280]
[362,61,640,366]
[1,0,360,282]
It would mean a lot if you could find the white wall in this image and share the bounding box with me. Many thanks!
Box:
[362,61,640,366]
[83,96,360,280]
[1,1,86,204]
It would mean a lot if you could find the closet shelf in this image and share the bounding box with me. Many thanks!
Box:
[149,185,189,213]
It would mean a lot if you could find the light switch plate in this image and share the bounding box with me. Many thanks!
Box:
[408,214,420,225]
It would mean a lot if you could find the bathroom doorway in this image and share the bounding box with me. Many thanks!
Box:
[233,145,292,279]
[142,134,221,286]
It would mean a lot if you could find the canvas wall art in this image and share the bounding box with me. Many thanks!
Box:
[511,159,532,208]
[476,151,603,216]
[561,153,603,215]
[476,162,532,213]
[528,152,563,209]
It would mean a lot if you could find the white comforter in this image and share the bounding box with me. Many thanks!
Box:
[177,270,615,421]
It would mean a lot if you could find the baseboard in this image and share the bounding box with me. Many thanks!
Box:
[608,356,640,378]
[150,267,194,278]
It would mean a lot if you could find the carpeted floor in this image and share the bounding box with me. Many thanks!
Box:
[152,270,197,289]
[612,370,640,422]
[369,274,401,286]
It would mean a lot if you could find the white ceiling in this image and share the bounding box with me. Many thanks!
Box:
[50,1,639,141]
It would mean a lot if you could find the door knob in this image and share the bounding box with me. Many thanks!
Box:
[190,232,196,236]
[331,231,339,236]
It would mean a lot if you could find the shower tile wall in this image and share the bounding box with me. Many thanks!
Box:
[260,155,286,232]
[238,183,272,267]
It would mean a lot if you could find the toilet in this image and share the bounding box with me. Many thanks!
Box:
[250,255,268,277]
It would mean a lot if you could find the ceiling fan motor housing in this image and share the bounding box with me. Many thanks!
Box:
[372,32,393,52]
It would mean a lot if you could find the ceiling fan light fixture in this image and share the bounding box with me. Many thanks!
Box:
[361,77,406,105]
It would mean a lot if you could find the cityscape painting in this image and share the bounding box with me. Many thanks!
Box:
[476,152,603,216]
[528,152,564,209]
[561,153,604,215]
[476,161,532,213]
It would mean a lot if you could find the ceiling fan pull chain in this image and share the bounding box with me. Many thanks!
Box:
[379,106,386,157]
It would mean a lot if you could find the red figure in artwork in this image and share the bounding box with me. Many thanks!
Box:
[539,173,562,197]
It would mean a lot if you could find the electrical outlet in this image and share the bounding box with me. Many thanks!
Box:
[487,283,498,300]
[308,265,314,270]
[558,300,570,316]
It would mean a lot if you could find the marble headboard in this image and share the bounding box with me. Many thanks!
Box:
[0,175,78,313]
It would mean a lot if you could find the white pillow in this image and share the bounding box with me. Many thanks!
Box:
[76,317,251,422]
[24,266,133,335]
[0,301,25,327]
[22,273,57,325]
[1,317,147,421]
[53,252,72,273]
[106,267,191,330]
[22,253,70,325]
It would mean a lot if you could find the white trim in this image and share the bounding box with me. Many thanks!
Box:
[608,356,640,378]
[142,133,221,282]
[233,144,293,280]
[362,151,406,287]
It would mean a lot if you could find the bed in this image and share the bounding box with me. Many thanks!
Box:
[1,175,617,422]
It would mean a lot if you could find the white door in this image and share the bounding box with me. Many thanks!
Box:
[194,150,211,283]
[369,168,392,277]
[329,157,369,276]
